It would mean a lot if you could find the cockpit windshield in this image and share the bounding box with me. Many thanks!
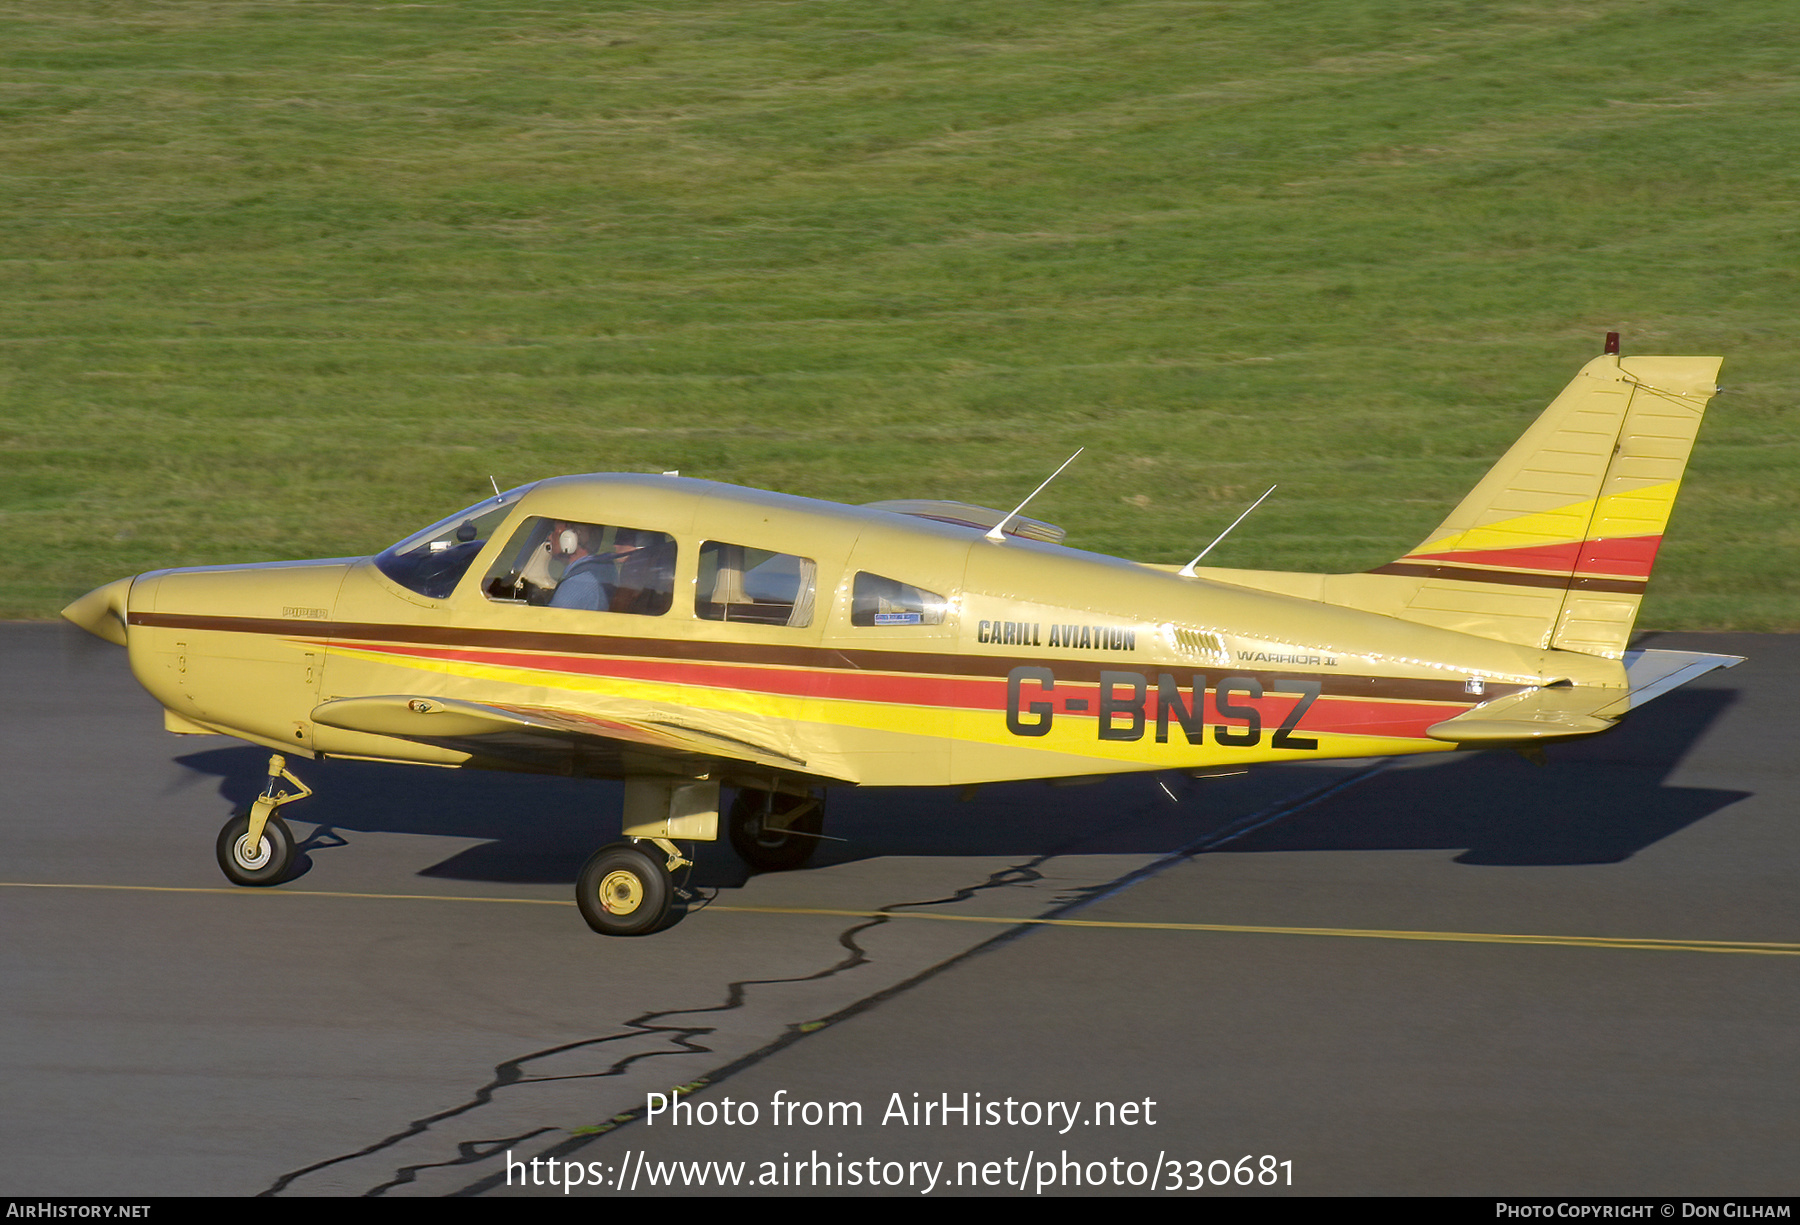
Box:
[374,483,536,600]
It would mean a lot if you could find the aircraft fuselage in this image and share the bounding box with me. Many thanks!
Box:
[100,474,1623,790]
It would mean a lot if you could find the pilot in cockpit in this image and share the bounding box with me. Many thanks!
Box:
[547,522,613,610]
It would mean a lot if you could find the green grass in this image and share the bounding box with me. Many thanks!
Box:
[3,0,1797,626]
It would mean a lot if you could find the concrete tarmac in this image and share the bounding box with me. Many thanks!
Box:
[1,624,1792,1196]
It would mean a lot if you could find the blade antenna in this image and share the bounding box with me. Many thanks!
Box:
[986,448,1084,543]
[1178,484,1276,577]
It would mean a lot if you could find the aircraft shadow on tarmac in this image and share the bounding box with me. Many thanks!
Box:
[173,685,1747,889]
[1224,687,1749,866]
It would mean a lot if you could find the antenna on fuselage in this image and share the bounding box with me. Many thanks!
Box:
[489,475,503,500]
[986,448,1084,543]
[1178,484,1277,577]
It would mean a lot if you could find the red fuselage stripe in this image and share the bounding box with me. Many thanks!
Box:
[351,641,1468,740]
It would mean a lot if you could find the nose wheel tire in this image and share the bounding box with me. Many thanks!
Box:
[577,843,673,936]
[728,789,823,872]
[216,811,297,886]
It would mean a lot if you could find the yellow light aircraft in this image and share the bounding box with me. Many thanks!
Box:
[63,347,1741,935]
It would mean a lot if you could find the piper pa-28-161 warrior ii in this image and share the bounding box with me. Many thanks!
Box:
[63,344,1742,935]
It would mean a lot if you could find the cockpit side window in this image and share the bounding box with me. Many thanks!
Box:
[851,572,947,627]
[697,542,817,627]
[373,485,533,600]
[483,516,676,616]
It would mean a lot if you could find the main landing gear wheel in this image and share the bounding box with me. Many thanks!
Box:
[728,789,823,872]
[577,843,673,936]
[216,811,297,886]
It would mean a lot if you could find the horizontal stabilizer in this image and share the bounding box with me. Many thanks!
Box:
[1611,648,1744,713]
[1426,687,1619,743]
[1426,648,1742,744]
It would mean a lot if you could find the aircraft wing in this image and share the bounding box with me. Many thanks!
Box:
[311,694,826,779]
[1426,648,1743,744]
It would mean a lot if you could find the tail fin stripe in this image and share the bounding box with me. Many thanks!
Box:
[1407,542,1588,572]
[1404,534,1662,580]
[1370,561,1645,595]
[1574,536,1662,577]
[1407,481,1676,556]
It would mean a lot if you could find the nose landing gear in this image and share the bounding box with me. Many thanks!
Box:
[217,810,297,886]
[215,753,312,886]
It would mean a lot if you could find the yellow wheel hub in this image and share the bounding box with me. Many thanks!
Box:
[598,869,645,916]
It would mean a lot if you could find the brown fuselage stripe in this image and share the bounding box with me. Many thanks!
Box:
[1369,562,1647,595]
[126,612,1524,706]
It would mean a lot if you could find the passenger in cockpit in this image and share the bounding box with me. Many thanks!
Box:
[611,530,675,615]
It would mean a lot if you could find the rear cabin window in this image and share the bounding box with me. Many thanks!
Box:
[483,516,676,616]
[851,572,947,627]
[696,542,817,627]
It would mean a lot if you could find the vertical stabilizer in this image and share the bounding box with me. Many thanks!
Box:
[1368,354,1721,658]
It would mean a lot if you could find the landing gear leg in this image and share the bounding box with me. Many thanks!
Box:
[217,753,312,886]
[575,776,714,936]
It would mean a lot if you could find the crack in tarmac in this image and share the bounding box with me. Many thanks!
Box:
[264,765,1382,1197]
[260,854,1056,1197]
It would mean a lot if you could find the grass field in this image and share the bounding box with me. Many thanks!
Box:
[3,0,1796,626]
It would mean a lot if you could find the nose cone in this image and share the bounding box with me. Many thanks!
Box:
[61,577,133,646]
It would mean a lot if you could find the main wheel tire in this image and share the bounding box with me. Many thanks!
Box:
[216,811,296,886]
[728,789,823,872]
[576,843,672,936]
